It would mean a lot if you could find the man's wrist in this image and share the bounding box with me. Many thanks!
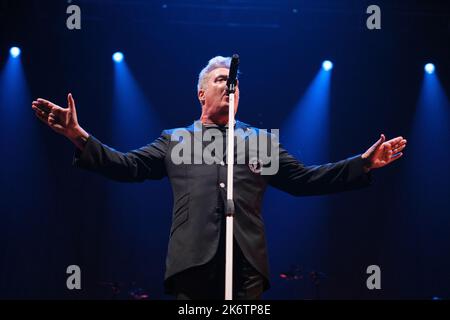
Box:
[361,154,372,173]
[67,126,89,150]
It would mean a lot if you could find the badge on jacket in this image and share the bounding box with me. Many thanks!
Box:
[248,157,263,174]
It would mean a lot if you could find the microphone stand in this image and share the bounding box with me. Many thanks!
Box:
[224,68,237,301]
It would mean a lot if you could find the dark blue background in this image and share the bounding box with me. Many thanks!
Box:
[0,0,449,299]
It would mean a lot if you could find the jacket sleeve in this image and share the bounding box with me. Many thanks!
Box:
[269,145,372,196]
[72,131,169,182]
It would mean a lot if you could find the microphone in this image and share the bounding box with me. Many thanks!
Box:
[227,54,239,93]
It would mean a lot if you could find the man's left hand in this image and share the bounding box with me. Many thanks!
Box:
[361,134,407,172]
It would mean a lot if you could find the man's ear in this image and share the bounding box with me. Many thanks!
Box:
[198,89,206,105]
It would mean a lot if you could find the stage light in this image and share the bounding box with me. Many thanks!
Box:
[424,63,435,74]
[10,47,21,58]
[322,60,333,71]
[112,52,124,63]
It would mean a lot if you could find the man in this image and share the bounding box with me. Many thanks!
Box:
[31,56,407,300]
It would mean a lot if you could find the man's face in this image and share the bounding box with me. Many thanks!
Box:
[198,67,240,120]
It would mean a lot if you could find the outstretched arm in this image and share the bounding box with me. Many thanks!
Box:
[269,134,407,196]
[32,93,168,182]
[269,149,372,196]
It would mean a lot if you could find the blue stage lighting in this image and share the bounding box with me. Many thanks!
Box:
[113,52,124,63]
[10,47,21,58]
[322,60,333,71]
[424,63,435,74]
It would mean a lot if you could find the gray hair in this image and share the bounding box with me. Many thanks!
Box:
[197,56,231,92]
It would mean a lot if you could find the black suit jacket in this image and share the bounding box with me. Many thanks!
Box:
[73,120,371,293]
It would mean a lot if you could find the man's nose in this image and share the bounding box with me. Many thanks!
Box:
[221,85,229,93]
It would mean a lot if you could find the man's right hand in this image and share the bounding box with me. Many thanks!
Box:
[32,93,89,150]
